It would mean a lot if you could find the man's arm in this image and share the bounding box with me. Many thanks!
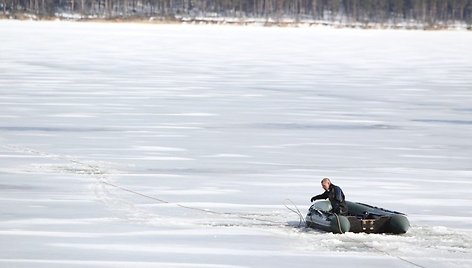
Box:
[330,186,344,213]
[334,186,344,202]
[310,191,328,202]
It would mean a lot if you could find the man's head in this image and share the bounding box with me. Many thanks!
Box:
[321,178,331,191]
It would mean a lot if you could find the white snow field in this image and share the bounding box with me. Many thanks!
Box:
[0,20,471,267]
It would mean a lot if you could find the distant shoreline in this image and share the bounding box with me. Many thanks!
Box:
[1,13,471,31]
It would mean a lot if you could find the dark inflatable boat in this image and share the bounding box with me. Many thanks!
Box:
[305,201,410,234]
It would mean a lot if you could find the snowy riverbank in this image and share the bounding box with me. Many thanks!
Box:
[2,14,471,30]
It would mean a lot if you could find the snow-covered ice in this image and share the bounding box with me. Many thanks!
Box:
[0,20,472,267]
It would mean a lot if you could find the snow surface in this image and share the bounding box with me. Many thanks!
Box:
[0,20,472,267]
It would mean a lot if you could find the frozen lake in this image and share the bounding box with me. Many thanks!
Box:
[1,20,472,267]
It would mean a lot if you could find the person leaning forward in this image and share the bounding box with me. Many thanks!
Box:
[310,178,348,215]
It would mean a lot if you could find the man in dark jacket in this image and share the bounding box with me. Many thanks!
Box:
[310,178,348,215]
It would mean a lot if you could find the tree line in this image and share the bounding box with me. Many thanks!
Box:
[2,0,472,28]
